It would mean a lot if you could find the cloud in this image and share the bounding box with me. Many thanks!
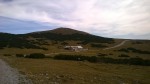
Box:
[0,16,57,34]
[0,0,150,39]
[0,0,13,3]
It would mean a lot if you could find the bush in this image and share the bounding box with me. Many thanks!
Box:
[118,47,150,54]
[118,48,129,53]
[42,48,48,50]
[88,56,97,62]
[25,53,45,59]
[97,53,107,57]
[53,54,150,66]
[118,54,130,57]
[98,57,150,66]
[128,58,143,65]
[91,44,107,48]
[16,54,24,57]
[54,54,98,63]
[61,42,68,45]
[4,54,11,56]
[132,41,143,44]
[109,53,113,55]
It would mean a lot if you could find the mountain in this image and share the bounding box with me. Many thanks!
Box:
[32,27,89,35]
[27,27,114,42]
[0,27,114,50]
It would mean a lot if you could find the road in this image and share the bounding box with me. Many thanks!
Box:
[103,40,129,50]
[0,59,32,84]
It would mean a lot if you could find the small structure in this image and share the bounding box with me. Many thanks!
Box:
[64,46,83,52]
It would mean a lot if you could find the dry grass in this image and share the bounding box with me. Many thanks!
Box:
[0,39,150,84]
[0,39,149,59]
[1,56,150,84]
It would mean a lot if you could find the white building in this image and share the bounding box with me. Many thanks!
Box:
[64,46,83,51]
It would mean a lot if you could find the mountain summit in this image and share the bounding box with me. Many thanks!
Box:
[32,27,89,35]
[49,27,89,35]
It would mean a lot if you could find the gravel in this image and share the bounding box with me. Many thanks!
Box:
[0,59,32,84]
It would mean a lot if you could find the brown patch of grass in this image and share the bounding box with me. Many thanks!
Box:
[1,56,150,84]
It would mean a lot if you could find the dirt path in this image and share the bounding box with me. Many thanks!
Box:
[0,59,32,84]
[103,40,129,50]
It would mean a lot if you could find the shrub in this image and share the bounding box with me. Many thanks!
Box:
[4,54,11,56]
[88,56,97,62]
[118,54,130,57]
[54,54,98,63]
[77,41,89,45]
[25,53,45,59]
[97,53,107,57]
[118,48,129,53]
[61,42,68,45]
[132,41,143,44]
[109,53,113,55]
[98,57,150,66]
[118,47,150,54]
[53,54,150,66]
[128,58,143,65]
[42,48,48,50]
[91,44,107,48]
[16,54,24,57]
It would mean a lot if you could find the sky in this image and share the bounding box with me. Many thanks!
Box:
[0,0,150,39]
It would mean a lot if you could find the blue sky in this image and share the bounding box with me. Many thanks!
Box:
[0,0,150,39]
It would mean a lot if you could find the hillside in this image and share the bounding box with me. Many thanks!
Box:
[0,27,150,59]
[0,32,46,50]
[27,27,114,42]
[37,27,89,35]
[0,27,114,50]
[1,28,150,84]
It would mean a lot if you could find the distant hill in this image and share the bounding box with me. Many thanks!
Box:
[0,32,47,50]
[37,27,89,35]
[27,27,114,42]
[0,27,114,50]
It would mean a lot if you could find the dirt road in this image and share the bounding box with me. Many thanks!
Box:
[103,40,129,50]
[0,59,32,84]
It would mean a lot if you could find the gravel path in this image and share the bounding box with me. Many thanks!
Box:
[0,59,32,84]
[103,40,129,50]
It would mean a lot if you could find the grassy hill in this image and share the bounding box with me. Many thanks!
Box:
[0,27,114,50]
[0,28,149,57]
[0,28,149,56]
[0,27,150,84]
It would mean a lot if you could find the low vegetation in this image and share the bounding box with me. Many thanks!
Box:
[3,54,11,56]
[53,54,150,66]
[3,56,150,84]
[25,53,45,59]
[14,53,150,66]
[91,43,107,48]
[132,41,143,44]
[0,33,48,50]
[16,54,24,57]
[28,33,114,43]
[118,47,150,54]
[98,57,150,66]
[118,54,130,57]
[54,54,97,63]
[97,53,108,57]
[61,42,69,45]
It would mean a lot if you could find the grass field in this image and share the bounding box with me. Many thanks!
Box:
[1,55,150,84]
[0,39,150,84]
